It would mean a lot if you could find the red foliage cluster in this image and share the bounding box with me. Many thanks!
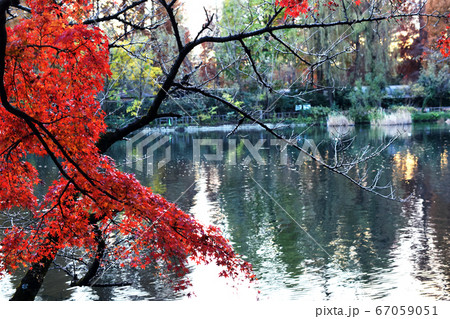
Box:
[276,0,310,18]
[437,26,450,57]
[0,0,255,291]
[275,0,362,18]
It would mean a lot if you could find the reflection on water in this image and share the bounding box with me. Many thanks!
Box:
[375,124,412,138]
[328,125,355,138]
[393,151,418,181]
[0,273,14,298]
[441,149,448,170]
[1,124,449,300]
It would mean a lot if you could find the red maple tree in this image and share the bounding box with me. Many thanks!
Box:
[0,0,254,299]
[438,26,450,57]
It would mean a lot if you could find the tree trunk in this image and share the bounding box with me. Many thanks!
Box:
[71,225,106,287]
[9,256,54,301]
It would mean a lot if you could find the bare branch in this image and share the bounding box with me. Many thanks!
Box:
[83,0,147,25]
[174,84,408,201]
[157,0,183,52]
[238,38,273,92]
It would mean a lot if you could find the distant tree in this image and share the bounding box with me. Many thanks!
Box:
[109,39,162,100]
[412,54,450,107]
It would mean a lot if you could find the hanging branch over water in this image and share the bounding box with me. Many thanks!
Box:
[0,0,447,301]
[173,82,404,201]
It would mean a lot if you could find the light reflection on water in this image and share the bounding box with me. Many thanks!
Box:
[1,123,449,300]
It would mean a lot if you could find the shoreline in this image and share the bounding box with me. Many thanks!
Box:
[141,122,308,134]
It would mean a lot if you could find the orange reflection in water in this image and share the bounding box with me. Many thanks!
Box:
[393,151,418,181]
[440,149,448,170]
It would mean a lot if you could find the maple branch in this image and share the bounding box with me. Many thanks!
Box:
[266,7,283,27]
[190,12,448,47]
[0,103,119,205]
[114,15,149,31]
[0,12,119,205]
[0,133,31,159]
[97,41,195,152]
[0,4,124,300]
[0,27,120,205]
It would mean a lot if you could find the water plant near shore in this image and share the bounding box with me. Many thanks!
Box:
[370,109,412,126]
[327,113,354,127]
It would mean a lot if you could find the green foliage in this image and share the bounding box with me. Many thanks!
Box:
[412,111,450,122]
[290,106,331,124]
[217,0,303,92]
[348,105,371,123]
[222,93,244,108]
[197,106,219,124]
[104,38,163,125]
[333,87,353,109]
[346,73,388,123]
[309,106,332,120]
[348,74,386,108]
[412,55,450,108]
[347,79,367,108]
[368,108,385,123]
[391,105,417,113]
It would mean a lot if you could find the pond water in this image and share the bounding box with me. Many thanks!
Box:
[1,123,449,301]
